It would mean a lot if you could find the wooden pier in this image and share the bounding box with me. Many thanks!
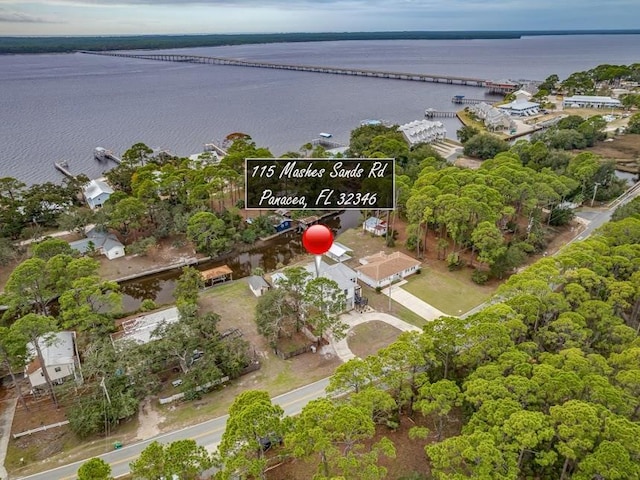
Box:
[425,108,457,118]
[203,143,228,157]
[80,51,505,89]
[451,96,491,105]
[311,138,345,149]
[54,161,75,179]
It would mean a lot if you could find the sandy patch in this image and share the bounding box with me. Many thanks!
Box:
[135,397,165,440]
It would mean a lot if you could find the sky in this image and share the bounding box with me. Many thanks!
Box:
[0,0,639,36]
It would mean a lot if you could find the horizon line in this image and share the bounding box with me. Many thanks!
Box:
[3,28,640,39]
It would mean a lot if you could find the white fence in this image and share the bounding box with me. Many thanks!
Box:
[13,420,69,439]
[158,376,229,405]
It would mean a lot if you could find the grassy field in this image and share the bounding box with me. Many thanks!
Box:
[348,321,403,358]
[159,279,341,430]
[401,265,495,316]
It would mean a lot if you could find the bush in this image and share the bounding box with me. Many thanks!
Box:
[549,207,575,226]
[140,299,157,312]
[127,236,157,256]
[471,269,490,285]
[463,133,509,160]
[375,286,382,293]
[447,252,464,271]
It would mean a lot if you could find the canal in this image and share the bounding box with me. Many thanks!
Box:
[119,210,362,311]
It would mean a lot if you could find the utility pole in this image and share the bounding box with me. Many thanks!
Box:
[591,182,601,207]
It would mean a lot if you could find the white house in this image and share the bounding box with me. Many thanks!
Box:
[355,251,422,289]
[69,227,125,260]
[271,261,360,311]
[398,120,447,146]
[248,275,270,297]
[110,307,180,346]
[562,95,622,109]
[363,217,388,237]
[26,331,77,390]
[499,89,540,117]
[468,102,514,131]
[83,179,114,210]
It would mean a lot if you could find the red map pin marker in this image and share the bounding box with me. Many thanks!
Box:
[302,224,334,255]
[302,224,333,278]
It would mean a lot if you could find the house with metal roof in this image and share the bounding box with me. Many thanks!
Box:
[26,331,78,390]
[562,95,622,109]
[499,90,540,117]
[398,120,447,146]
[355,251,421,289]
[271,261,360,311]
[69,226,125,260]
[469,102,514,131]
[110,307,180,346]
[83,179,114,209]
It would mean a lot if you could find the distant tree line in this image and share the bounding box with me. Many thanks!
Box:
[4,31,640,55]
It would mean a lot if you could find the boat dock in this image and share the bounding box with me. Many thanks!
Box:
[94,147,121,164]
[425,108,458,118]
[311,138,345,149]
[203,143,228,157]
[54,161,75,179]
[79,51,527,91]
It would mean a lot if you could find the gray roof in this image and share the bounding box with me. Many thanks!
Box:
[500,100,540,110]
[27,331,74,368]
[69,230,123,254]
[248,275,269,290]
[304,261,358,292]
[112,307,180,345]
[84,179,114,200]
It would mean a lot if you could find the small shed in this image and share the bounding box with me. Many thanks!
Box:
[248,276,270,297]
[325,242,352,263]
[363,217,388,236]
[200,265,233,288]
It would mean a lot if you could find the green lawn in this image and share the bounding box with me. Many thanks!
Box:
[402,267,495,316]
[348,321,403,358]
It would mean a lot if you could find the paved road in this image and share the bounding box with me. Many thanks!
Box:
[461,180,640,319]
[16,378,330,480]
[14,181,640,480]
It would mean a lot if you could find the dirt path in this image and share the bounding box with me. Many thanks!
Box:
[135,398,165,440]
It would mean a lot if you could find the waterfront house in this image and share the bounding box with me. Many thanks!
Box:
[26,331,78,390]
[468,102,514,131]
[110,307,180,346]
[271,261,360,312]
[562,95,622,109]
[499,89,540,117]
[69,226,125,260]
[398,120,447,146]
[248,275,270,297]
[355,251,421,289]
[363,217,388,236]
[83,179,114,209]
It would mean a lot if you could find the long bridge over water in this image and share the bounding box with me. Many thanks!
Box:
[79,51,522,92]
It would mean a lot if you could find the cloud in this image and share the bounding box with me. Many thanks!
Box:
[0,8,55,22]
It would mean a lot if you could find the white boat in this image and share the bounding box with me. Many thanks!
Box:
[319,132,332,138]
